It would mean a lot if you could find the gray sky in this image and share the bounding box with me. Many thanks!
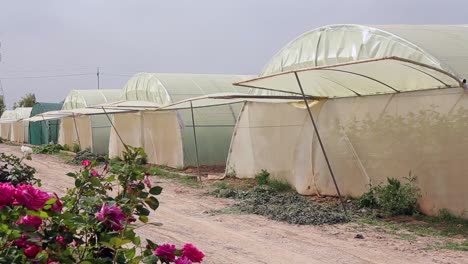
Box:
[1,0,467,108]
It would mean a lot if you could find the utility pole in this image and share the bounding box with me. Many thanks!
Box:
[97,67,100,90]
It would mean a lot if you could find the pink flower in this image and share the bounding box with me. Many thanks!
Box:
[48,193,63,212]
[15,234,29,248]
[144,175,152,188]
[182,243,205,262]
[56,236,65,247]
[24,244,42,259]
[81,160,91,167]
[154,244,177,261]
[13,185,50,211]
[175,256,193,264]
[17,215,42,229]
[0,182,15,208]
[95,203,127,231]
[91,169,99,177]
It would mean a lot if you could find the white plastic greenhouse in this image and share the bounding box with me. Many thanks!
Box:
[108,73,253,168]
[58,89,122,154]
[227,25,468,217]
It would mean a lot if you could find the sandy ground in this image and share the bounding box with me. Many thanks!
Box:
[1,143,467,264]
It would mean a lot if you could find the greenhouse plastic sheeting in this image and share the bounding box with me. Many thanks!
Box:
[238,57,462,98]
[261,24,468,79]
[116,73,254,166]
[29,102,63,145]
[58,89,121,154]
[109,111,184,168]
[9,107,32,143]
[0,110,15,140]
[227,88,468,217]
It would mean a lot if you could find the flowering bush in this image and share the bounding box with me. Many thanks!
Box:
[0,147,204,264]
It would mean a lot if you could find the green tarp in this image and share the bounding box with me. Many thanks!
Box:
[29,102,63,145]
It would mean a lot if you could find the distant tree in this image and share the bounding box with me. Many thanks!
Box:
[14,93,36,109]
[0,96,5,117]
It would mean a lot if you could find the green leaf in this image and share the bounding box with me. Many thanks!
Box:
[74,178,82,188]
[109,237,131,248]
[124,247,136,259]
[129,256,142,264]
[146,239,158,250]
[144,197,159,210]
[27,210,49,218]
[149,186,163,195]
[136,206,150,216]
[45,197,57,205]
[142,254,158,264]
[139,215,149,223]
[66,172,76,178]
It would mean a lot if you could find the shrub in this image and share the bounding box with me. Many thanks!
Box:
[72,143,80,153]
[359,175,420,216]
[70,149,106,165]
[33,144,64,154]
[254,169,291,192]
[0,152,40,186]
[0,147,205,263]
[62,144,70,151]
[255,169,269,185]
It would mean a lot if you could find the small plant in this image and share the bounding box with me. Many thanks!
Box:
[255,169,270,185]
[70,148,106,165]
[0,152,40,186]
[254,169,291,192]
[33,144,64,154]
[62,144,70,151]
[72,143,80,153]
[359,174,420,216]
[0,148,205,263]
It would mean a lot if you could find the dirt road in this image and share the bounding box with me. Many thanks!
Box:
[1,144,466,264]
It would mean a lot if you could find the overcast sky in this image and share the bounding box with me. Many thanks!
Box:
[0,0,467,108]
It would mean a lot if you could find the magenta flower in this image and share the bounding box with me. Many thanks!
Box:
[13,185,50,211]
[175,256,193,264]
[91,169,99,177]
[24,244,42,259]
[95,203,127,231]
[81,160,91,167]
[15,234,29,248]
[154,244,177,261]
[144,175,152,188]
[17,215,43,229]
[56,235,65,247]
[0,182,15,208]
[182,243,205,262]
[48,193,63,212]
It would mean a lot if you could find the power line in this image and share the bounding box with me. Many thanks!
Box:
[0,73,94,79]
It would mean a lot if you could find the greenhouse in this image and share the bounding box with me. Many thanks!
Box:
[108,73,253,168]
[58,89,121,154]
[29,102,63,145]
[227,24,468,217]
[0,110,16,140]
[8,107,33,143]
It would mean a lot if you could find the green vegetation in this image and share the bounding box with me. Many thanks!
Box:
[254,169,292,192]
[33,144,64,154]
[13,93,36,109]
[358,176,420,216]
[70,148,106,165]
[148,166,201,188]
[72,143,81,153]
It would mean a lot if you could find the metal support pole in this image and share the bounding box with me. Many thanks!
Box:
[71,114,81,150]
[101,107,128,151]
[294,72,347,215]
[190,101,201,182]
